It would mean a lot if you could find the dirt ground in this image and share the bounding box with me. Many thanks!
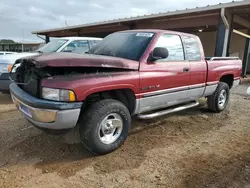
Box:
[0,83,250,188]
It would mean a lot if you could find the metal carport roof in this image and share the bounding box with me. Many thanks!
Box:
[32,0,250,37]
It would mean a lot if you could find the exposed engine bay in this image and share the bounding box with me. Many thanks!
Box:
[9,58,129,98]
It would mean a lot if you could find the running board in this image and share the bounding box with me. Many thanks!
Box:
[137,101,199,120]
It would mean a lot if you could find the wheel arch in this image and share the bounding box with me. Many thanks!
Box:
[219,74,234,89]
[83,88,136,114]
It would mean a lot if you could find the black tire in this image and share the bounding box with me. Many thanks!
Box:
[79,99,131,155]
[207,82,230,113]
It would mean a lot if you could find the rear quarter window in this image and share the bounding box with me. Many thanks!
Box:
[182,36,201,61]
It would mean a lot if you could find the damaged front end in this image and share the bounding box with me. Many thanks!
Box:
[9,58,42,97]
[9,58,83,130]
[8,53,138,132]
[9,57,135,99]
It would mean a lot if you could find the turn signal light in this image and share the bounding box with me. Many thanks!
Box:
[69,91,76,101]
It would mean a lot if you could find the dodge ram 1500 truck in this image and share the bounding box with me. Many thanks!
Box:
[9,30,242,154]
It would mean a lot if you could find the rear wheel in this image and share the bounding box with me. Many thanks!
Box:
[207,82,230,112]
[79,99,131,155]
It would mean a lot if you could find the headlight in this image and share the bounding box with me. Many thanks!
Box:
[42,87,76,102]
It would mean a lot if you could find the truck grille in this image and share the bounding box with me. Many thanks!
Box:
[11,59,40,97]
[21,72,39,97]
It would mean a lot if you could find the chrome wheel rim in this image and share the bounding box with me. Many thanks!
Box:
[98,113,123,144]
[218,89,227,107]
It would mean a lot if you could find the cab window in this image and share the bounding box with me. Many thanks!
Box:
[155,34,184,61]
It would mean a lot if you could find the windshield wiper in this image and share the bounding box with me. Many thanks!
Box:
[36,50,43,54]
[94,52,114,57]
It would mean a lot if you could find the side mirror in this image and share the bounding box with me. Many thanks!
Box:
[148,47,169,62]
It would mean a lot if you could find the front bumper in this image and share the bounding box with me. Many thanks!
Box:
[10,83,83,130]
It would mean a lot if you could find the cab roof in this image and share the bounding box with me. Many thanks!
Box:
[118,29,198,38]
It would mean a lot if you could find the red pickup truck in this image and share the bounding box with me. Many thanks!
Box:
[9,30,242,154]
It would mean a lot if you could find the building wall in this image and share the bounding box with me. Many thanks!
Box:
[196,31,217,57]
[0,44,41,52]
[229,31,246,60]
[194,30,246,60]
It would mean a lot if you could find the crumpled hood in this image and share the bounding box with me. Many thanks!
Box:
[21,52,139,70]
[0,52,39,64]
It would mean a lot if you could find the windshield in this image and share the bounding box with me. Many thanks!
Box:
[37,39,68,53]
[88,32,155,61]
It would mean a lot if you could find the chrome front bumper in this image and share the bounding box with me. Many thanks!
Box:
[10,83,82,130]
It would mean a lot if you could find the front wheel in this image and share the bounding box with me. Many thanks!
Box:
[207,82,230,112]
[79,99,131,155]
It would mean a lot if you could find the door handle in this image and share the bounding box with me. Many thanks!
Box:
[183,67,189,72]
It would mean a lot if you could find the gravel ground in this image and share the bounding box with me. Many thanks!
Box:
[0,83,250,188]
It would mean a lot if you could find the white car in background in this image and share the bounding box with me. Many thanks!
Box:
[0,37,102,93]
[0,51,18,55]
[37,37,102,53]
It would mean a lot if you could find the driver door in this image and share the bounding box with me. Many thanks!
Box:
[139,33,191,113]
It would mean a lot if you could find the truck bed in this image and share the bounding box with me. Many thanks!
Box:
[205,57,242,83]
